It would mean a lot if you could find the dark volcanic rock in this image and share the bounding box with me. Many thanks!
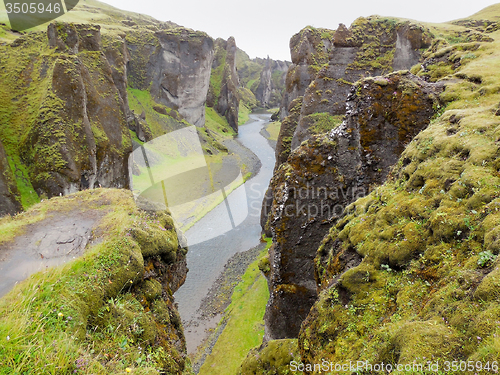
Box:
[263,18,435,253]
[0,140,22,216]
[264,72,444,340]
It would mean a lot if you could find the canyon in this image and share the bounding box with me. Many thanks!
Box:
[1,1,500,374]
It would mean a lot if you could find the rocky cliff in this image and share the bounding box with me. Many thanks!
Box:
[0,139,22,216]
[254,57,290,108]
[242,4,500,372]
[128,27,214,128]
[264,72,443,340]
[236,51,291,110]
[0,10,238,210]
[261,19,438,339]
[0,23,133,200]
[207,37,240,132]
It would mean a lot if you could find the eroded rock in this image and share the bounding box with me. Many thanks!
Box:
[264,72,444,340]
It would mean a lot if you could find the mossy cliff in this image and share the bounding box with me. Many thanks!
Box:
[253,57,290,109]
[0,23,132,200]
[246,4,500,373]
[0,139,22,216]
[236,50,291,111]
[207,37,240,132]
[0,1,241,209]
[128,26,214,128]
[263,72,443,340]
[261,19,433,238]
[0,189,191,374]
[280,18,433,158]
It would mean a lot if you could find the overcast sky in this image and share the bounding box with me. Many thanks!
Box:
[100,0,500,61]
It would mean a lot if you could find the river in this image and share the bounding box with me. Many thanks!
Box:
[174,113,275,353]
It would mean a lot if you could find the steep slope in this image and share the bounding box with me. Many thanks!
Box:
[236,51,291,111]
[0,189,190,374]
[242,4,500,373]
[261,17,436,340]
[303,27,500,370]
[208,37,240,132]
[0,23,132,200]
[264,72,443,340]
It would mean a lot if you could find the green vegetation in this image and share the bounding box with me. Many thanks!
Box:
[238,102,252,125]
[199,240,271,375]
[306,113,344,135]
[298,21,500,371]
[265,121,282,141]
[0,189,190,374]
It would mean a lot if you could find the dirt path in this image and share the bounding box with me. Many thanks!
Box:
[0,209,107,298]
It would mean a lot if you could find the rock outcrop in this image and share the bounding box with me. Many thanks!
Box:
[254,57,290,108]
[0,189,190,373]
[21,23,132,198]
[283,19,434,153]
[207,37,240,132]
[0,139,22,216]
[264,72,443,340]
[128,27,214,127]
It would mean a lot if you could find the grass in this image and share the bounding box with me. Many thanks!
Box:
[127,87,188,138]
[265,121,281,141]
[199,239,271,375]
[238,103,252,125]
[0,189,189,374]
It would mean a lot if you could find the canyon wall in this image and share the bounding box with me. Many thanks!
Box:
[262,18,438,340]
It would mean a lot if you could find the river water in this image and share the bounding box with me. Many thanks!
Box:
[174,114,275,353]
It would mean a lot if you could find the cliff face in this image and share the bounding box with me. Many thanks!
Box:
[0,139,22,216]
[246,5,500,371]
[128,27,214,128]
[0,23,132,199]
[0,17,229,209]
[254,58,290,108]
[207,37,240,132]
[260,20,437,338]
[281,19,433,153]
[264,72,443,340]
[236,51,291,111]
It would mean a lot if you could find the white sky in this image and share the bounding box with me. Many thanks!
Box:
[99,0,500,61]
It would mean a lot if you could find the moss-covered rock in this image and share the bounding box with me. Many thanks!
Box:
[264,72,443,340]
[239,339,301,375]
[0,139,22,216]
[0,189,190,374]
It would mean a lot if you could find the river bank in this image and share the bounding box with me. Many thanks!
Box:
[174,114,276,359]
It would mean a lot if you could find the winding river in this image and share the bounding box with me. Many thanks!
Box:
[174,114,275,352]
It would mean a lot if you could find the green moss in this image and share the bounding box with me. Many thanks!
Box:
[127,87,189,138]
[306,29,500,367]
[0,189,188,374]
[239,339,302,375]
[305,113,344,135]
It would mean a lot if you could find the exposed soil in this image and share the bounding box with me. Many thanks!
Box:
[0,209,107,298]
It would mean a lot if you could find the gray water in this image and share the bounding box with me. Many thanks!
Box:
[174,114,275,349]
